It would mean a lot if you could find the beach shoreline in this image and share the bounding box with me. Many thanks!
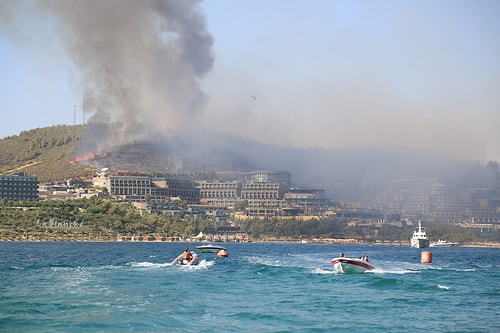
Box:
[1,237,498,248]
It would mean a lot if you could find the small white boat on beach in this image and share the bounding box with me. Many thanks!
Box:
[331,255,375,273]
[196,244,227,253]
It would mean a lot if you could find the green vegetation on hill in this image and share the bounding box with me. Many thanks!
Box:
[0,197,215,241]
[0,125,92,181]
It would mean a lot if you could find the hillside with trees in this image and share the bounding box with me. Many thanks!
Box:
[2,125,498,198]
[0,125,91,181]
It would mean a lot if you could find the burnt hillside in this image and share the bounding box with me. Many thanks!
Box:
[1,125,497,201]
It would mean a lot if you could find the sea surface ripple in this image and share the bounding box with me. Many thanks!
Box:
[0,242,498,332]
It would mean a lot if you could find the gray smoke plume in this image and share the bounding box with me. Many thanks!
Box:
[54,0,214,153]
[1,0,215,155]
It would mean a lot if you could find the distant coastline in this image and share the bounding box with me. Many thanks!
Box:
[1,237,498,248]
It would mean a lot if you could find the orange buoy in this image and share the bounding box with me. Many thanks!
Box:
[421,251,432,264]
[217,249,228,258]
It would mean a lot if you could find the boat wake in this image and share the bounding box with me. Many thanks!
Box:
[130,261,172,268]
[129,259,214,270]
[245,256,283,267]
[370,267,417,275]
[369,259,451,275]
[311,267,335,275]
[179,259,214,270]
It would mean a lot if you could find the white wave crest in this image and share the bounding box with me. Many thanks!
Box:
[311,267,335,275]
[246,256,282,267]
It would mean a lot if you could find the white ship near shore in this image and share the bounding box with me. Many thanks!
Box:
[410,221,430,249]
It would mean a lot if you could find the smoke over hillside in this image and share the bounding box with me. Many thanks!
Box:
[58,0,214,155]
[73,129,497,201]
[1,1,499,202]
[1,0,214,155]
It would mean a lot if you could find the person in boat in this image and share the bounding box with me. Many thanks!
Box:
[339,252,345,258]
[181,247,193,262]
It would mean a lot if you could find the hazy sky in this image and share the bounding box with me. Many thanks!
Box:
[1,0,499,162]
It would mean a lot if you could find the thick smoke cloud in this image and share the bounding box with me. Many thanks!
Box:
[4,0,215,154]
[1,1,498,200]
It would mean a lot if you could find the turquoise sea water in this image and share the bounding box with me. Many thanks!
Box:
[1,241,498,332]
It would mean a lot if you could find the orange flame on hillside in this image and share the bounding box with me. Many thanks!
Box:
[70,151,107,164]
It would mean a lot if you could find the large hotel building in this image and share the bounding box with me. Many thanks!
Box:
[0,173,39,201]
[93,170,328,216]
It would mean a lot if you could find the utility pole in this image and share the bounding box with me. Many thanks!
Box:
[82,98,86,125]
[74,105,76,125]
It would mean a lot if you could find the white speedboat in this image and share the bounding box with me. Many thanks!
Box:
[172,250,199,265]
[331,256,375,273]
[430,239,460,247]
[410,221,430,249]
[196,244,226,253]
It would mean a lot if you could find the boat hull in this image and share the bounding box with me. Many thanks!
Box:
[410,221,429,249]
[331,257,375,273]
[410,238,430,249]
[196,244,227,253]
